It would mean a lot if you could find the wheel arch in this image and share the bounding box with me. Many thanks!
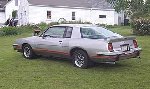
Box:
[70,47,89,57]
[22,43,29,49]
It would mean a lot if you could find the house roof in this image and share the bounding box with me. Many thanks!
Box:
[28,0,113,9]
[0,0,9,8]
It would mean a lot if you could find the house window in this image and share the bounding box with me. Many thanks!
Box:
[15,0,18,6]
[47,11,51,19]
[72,12,75,20]
[99,15,106,18]
[24,11,26,15]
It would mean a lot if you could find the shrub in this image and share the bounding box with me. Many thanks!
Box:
[66,20,91,24]
[37,22,48,30]
[48,22,59,26]
[131,18,150,35]
[0,26,34,36]
[0,27,20,36]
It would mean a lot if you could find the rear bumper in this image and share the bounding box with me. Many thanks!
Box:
[91,48,141,62]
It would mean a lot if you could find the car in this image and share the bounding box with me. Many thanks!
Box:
[13,24,142,68]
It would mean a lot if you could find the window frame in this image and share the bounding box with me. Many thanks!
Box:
[72,12,76,20]
[80,27,105,39]
[64,27,73,38]
[99,15,106,18]
[40,26,73,38]
[47,11,51,19]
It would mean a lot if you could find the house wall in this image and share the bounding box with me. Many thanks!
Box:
[5,0,19,20]
[28,6,120,25]
[18,0,29,25]
[114,11,124,25]
[0,12,6,24]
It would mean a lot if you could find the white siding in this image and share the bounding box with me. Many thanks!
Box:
[114,11,124,25]
[18,0,124,25]
[28,6,118,25]
[18,0,29,25]
[5,0,19,20]
[0,12,6,23]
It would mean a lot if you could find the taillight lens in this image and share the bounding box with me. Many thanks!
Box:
[108,43,114,52]
[133,40,138,48]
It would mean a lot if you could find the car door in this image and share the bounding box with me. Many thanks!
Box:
[35,26,72,57]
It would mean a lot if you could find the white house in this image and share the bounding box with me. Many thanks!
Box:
[0,0,20,25]
[18,0,124,25]
[0,0,124,26]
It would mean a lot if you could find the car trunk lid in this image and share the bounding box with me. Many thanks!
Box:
[106,36,137,52]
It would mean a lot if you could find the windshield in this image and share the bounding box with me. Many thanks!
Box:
[80,27,122,39]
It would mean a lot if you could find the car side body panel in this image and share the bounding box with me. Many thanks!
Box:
[13,24,142,63]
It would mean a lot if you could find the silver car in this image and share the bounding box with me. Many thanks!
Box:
[13,24,141,68]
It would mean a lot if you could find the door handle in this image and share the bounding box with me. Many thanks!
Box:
[59,41,62,42]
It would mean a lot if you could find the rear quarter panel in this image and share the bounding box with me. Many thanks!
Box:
[69,38,108,57]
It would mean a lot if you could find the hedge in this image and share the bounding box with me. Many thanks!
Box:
[131,18,150,35]
[0,26,33,36]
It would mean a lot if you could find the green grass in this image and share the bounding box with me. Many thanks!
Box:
[0,26,150,89]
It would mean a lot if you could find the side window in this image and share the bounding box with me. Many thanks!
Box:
[80,28,104,39]
[80,28,97,38]
[64,27,73,38]
[44,27,66,38]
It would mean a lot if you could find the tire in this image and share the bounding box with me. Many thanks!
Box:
[72,50,89,69]
[22,44,36,59]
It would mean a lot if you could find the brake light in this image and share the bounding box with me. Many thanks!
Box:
[133,40,138,48]
[108,43,114,52]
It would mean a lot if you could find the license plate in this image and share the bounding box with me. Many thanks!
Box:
[121,45,130,52]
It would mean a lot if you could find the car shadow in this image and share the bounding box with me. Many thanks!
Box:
[39,56,130,69]
[93,62,127,68]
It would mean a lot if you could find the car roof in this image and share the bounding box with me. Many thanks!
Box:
[53,24,98,28]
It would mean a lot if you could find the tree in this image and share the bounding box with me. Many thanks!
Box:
[144,0,150,15]
[107,0,145,19]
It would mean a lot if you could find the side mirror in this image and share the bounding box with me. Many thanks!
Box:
[42,34,49,39]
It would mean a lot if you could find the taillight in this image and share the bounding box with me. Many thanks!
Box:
[108,43,114,52]
[133,40,138,48]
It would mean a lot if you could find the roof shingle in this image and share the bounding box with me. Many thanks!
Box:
[28,0,113,9]
[0,0,9,8]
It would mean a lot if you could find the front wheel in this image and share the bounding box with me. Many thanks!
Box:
[22,44,36,59]
[72,50,89,69]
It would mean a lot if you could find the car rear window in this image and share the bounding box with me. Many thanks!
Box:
[81,27,122,39]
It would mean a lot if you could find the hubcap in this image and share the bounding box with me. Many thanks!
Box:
[74,52,85,67]
[23,46,31,58]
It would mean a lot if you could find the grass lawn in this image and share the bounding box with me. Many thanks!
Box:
[0,26,150,89]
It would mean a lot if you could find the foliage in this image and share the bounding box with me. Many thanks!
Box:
[12,10,17,18]
[107,0,147,19]
[0,26,34,36]
[144,0,150,15]
[66,20,91,24]
[131,18,150,35]
[48,22,59,26]
[0,27,19,36]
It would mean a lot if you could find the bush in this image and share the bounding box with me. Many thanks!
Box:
[0,27,20,36]
[0,26,34,36]
[131,18,150,35]
[37,22,48,30]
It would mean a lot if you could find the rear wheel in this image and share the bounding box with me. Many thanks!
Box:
[22,44,36,59]
[72,50,89,69]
